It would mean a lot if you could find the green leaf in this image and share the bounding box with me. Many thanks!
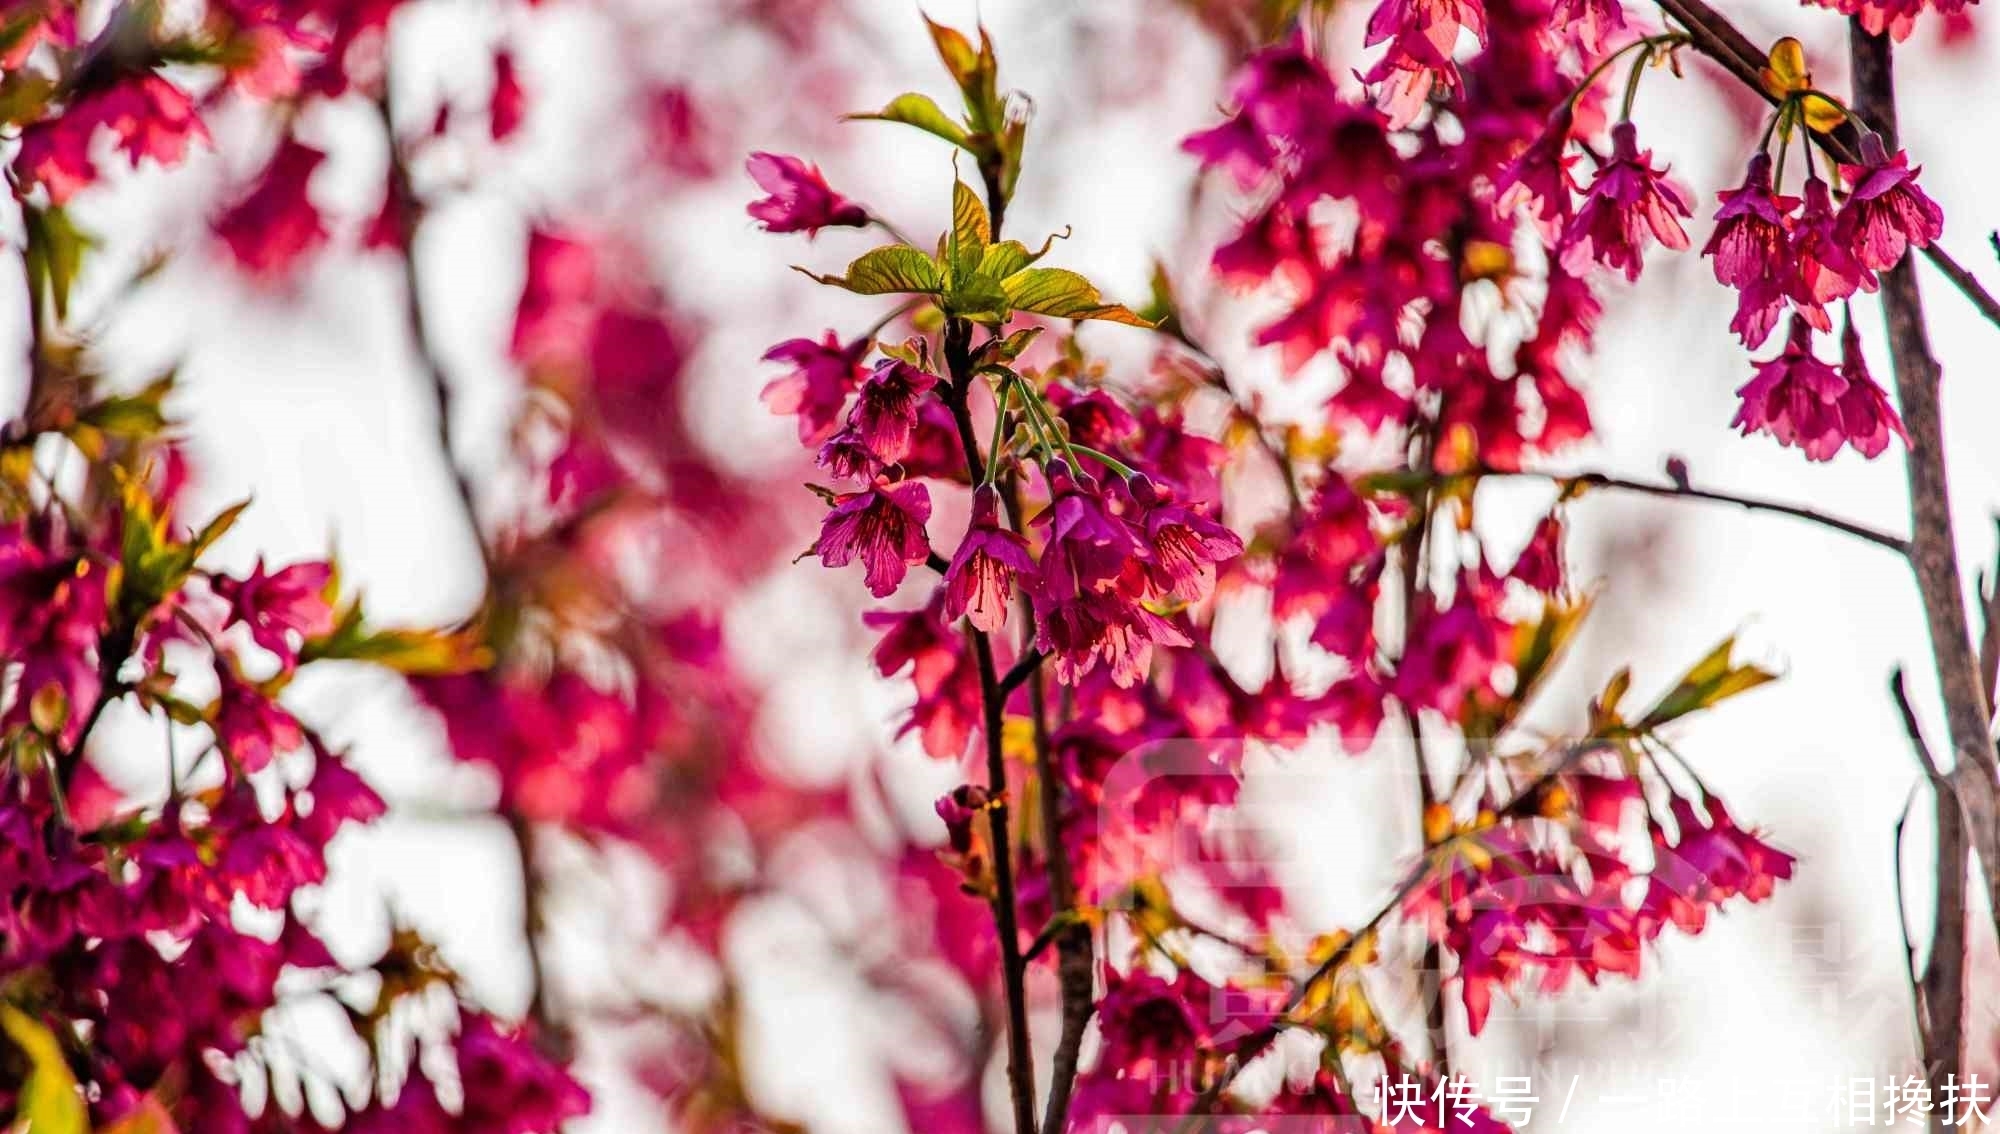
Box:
[0,71,54,130]
[847,92,971,150]
[301,597,490,676]
[1001,268,1154,327]
[924,16,992,103]
[945,273,1012,323]
[1,1005,88,1134]
[1511,596,1593,713]
[950,179,990,266]
[978,229,1066,281]
[188,498,250,560]
[1638,636,1779,729]
[1137,261,1183,332]
[797,245,942,296]
[23,204,91,324]
[78,375,176,441]
[980,327,1044,367]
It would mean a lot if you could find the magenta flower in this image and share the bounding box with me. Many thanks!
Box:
[1704,154,1800,288]
[745,151,868,235]
[1033,586,1189,688]
[1364,0,1487,70]
[490,49,526,141]
[816,427,880,481]
[1033,464,1147,594]
[214,137,329,279]
[455,1014,593,1134]
[1131,476,1244,604]
[1835,313,1910,459]
[943,486,1035,633]
[15,75,210,205]
[867,596,981,760]
[1835,134,1944,273]
[815,480,932,598]
[761,332,867,445]
[1702,153,1797,345]
[210,662,305,774]
[1792,176,1877,310]
[851,358,940,464]
[1731,316,1853,461]
[1560,121,1691,282]
[1806,0,1964,41]
[1495,105,1579,237]
[211,558,335,669]
[1549,0,1628,52]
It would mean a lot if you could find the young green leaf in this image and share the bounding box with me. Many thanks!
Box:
[1001,268,1154,327]
[1638,636,1778,729]
[848,93,972,150]
[23,204,91,324]
[1,1005,88,1134]
[797,246,943,296]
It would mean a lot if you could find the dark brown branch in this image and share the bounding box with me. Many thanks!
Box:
[1568,472,1908,552]
[1853,32,1988,1126]
[376,83,562,1053]
[999,649,1046,694]
[941,323,1038,1134]
[376,94,489,577]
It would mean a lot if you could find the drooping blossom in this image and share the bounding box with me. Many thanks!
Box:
[942,486,1036,633]
[1835,133,1945,273]
[1834,311,1910,459]
[1806,0,1970,40]
[850,358,941,464]
[1731,315,1862,460]
[1560,121,1691,282]
[1791,176,1877,312]
[1701,153,1798,346]
[762,332,869,445]
[1495,104,1579,237]
[815,480,933,598]
[211,661,305,773]
[1130,475,1243,604]
[1548,0,1627,52]
[745,151,868,235]
[868,596,981,760]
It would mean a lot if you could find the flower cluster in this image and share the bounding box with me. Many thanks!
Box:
[740,6,1810,1131]
[0,372,581,1129]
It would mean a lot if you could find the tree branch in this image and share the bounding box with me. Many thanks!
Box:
[941,322,1038,1134]
[1570,471,1909,552]
[1852,31,1989,1120]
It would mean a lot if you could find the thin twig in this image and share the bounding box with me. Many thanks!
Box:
[999,649,1046,694]
[1434,467,1907,552]
[376,81,562,1053]
[942,319,1038,1134]
[1975,518,2000,706]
